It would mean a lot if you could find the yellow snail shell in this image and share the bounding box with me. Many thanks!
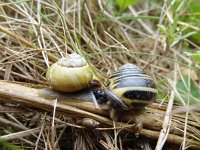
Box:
[46,53,93,92]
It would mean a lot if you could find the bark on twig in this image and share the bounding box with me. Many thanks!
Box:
[0,81,199,148]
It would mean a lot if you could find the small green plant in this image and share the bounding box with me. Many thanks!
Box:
[0,140,23,150]
[185,51,200,62]
[157,0,198,48]
[115,0,139,10]
[185,51,200,70]
[176,75,200,105]
[170,0,200,44]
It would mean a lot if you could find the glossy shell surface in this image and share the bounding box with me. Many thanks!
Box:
[108,63,157,108]
[46,53,93,92]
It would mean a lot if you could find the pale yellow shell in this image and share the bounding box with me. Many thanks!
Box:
[46,53,93,92]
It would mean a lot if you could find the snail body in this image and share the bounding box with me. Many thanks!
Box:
[105,63,157,110]
[46,53,93,92]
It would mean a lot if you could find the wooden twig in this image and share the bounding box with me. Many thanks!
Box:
[0,125,66,141]
[0,81,199,148]
[0,117,27,131]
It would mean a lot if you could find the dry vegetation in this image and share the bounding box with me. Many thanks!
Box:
[0,0,200,150]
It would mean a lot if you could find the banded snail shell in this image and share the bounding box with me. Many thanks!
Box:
[108,63,157,109]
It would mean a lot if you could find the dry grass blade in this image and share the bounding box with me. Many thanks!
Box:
[0,81,199,149]
[0,25,33,47]
[0,0,200,149]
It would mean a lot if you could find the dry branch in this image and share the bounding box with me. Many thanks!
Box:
[0,80,199,148]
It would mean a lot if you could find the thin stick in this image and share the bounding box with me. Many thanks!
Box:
[0,125,65,141]
[0,81,199,148]
[155,59,177,149]
[0,25,33,47]
[51,99,57,149]
[0,117,27,131]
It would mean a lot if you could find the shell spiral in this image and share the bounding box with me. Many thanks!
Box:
[108,63,157,108]
[46,53,93,92]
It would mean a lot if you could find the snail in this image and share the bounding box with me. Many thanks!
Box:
[46,53,93,92]
[43,53,100,108]
[94,63,158,120]
[44,54,157,121]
